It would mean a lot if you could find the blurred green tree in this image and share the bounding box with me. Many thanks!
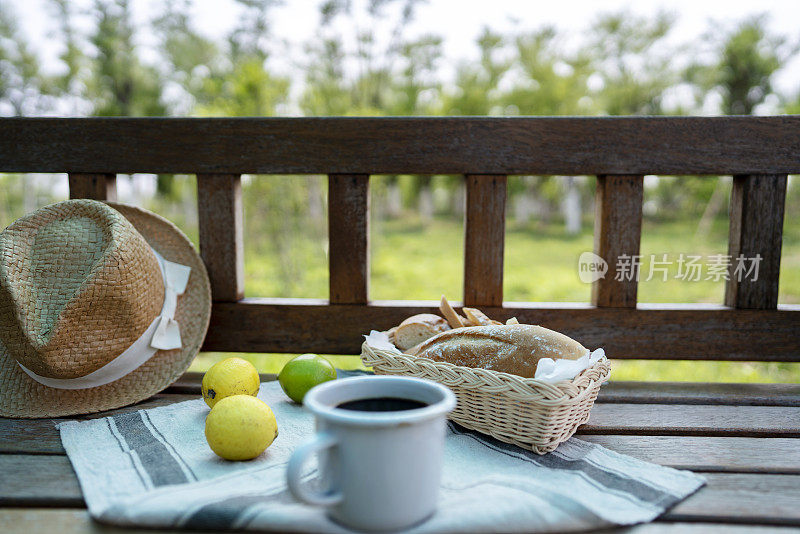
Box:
[88,0,166,117]
[153,0,220,114]
[443,28,509,115]
[0,4,54,115]
[301,37,351,116]
[155,0,289,117]
[686,15,796,115]
[584,10,677,115]
[506,27,592,115]
[684,15,797,234]
[0,4,59,222]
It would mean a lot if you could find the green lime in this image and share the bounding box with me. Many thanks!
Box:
[278,354,337,404]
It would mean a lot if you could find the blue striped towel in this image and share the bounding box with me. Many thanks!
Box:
[58,373,704,533]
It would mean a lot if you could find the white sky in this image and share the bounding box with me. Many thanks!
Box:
[7,0,800,114]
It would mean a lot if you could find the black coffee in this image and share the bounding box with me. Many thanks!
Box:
[336,397,429,412]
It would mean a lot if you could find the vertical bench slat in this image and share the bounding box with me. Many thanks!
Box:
[725,174,787,309]
[197,174,245,302]
[328,174,370,304]
[68,173,117,201]
[464,174,506,307]
[592,175,644,308]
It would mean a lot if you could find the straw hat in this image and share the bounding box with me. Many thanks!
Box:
[0,199,211,418]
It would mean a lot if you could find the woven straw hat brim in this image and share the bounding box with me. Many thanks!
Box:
[0,202,211,419]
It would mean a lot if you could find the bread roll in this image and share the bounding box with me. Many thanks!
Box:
[413,324,588,378]
[394,314,451,350]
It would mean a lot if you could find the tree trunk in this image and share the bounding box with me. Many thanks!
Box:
[23,174,36,214]
[385,176,402,218]
[452,181,465,217]
[514,194,533,225]
[563,176,581,235]
[514,176,536,225]
[696,176,729,238]
[419,185,433,221]
[308,178,324,224]
[182,176,197,230]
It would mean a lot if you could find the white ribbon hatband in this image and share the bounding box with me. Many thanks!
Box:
[17,249,191,390]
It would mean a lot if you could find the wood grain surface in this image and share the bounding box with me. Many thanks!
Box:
[5,389,799,456]
[582,404,800,436]
[68,173,117,201]
[201,298,800,360]
[4,455,798,526]
[725,174,787,309]
[328,174,369,304]
[3,381,798,530]
[163,373,800,406]
[0,455,83,507]
[0,511,793,534]
[577,435,800,473]
[7,420,798,474]
[594,381,800,406]
[665,473,800,526]
[592,175,643,307]
[0,395,197,454]
[4,117,800,175]
[196,174,244,301]
[463,174,506,307]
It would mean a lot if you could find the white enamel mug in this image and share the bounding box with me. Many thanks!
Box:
[286,376,456,532]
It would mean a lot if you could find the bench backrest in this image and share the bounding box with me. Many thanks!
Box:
[2,117,798,361]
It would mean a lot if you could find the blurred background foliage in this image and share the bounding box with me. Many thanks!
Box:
[1,0,798,381]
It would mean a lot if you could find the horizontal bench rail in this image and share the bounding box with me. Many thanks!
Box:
[200,298,800,361]
[4,116,800,175]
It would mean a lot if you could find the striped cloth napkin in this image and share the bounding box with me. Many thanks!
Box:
[58,372,704,533]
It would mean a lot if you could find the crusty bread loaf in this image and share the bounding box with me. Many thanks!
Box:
[412,324,588,378]
[394,313,451,350]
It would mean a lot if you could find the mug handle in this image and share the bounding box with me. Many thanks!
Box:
[287,433,343,506]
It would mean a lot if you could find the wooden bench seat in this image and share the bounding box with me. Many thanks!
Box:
[1,374,799,531]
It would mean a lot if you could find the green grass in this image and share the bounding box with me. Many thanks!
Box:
[189,353,365,374]
[193,213,800,383]
[607,360,799,382]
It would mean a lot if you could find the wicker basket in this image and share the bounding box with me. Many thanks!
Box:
[360,338,611,454]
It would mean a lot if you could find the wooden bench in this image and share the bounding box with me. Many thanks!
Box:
[1,117,799,533]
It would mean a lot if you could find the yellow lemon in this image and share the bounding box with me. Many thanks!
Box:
[278,353,337,404]
[205,395,278,460]
[202,357,260,408]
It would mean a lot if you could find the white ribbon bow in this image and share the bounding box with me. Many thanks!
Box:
[150,256,192,351]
